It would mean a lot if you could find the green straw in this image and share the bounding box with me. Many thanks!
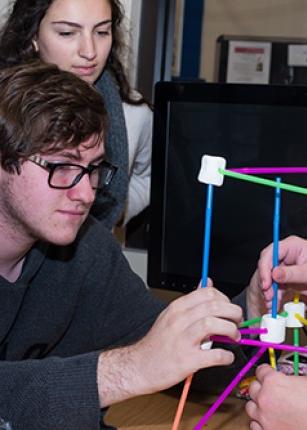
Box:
[240,311,288,328]
[219,169,307,196]
[240,316,262,327]
[294,328,300,375]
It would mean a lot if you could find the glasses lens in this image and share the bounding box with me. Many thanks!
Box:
[50,165,83,189]
[99,163,117,187]
[49,162,117,190]
[89,167,100,189]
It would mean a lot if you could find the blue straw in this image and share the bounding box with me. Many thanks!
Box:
[272,178,281,318]
[201,184,214,287]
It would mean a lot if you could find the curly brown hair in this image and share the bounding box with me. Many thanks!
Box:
[0,60,108,173]
[0,0,144,105]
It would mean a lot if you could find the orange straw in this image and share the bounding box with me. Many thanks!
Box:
[171,374,193,430]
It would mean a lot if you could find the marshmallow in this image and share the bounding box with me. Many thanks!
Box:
[198,155,226,186]
[284,301,305,328]
[260,314,286,343]
[200,340,213,350]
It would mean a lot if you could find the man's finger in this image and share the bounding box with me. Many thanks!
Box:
[272,264,307,285]
[255,363,274,382]
[248,379,261,402]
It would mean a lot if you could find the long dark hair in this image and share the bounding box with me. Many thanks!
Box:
[0,0,144,105]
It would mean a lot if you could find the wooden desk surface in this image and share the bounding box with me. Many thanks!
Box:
[105,386,250,429]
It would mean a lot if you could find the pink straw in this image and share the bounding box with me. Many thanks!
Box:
[239,328,267,335]
[229,167,307,175]
[194,347,266,429]
[211,335,307,354]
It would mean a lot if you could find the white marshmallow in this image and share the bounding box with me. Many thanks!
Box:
[198,155,226,186]
[284,301,305,327]
[260,314,286,343]
[200,340,213,350]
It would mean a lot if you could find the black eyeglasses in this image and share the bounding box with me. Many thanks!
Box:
[28,155,117,190]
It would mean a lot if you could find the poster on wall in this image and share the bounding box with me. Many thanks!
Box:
[288,44,307,66]
[226,40,272,84]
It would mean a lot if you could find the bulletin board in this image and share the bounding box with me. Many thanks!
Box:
[216,35,307,85]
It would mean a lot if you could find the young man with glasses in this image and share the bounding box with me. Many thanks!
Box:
[0,61,249,430]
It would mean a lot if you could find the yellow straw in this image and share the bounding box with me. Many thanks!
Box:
[295,313,307,326]
[268,348,277,369]
[293,294,306,324]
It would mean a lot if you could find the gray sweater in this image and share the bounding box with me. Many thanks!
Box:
[92,71,129,228]
[0,217,164,430]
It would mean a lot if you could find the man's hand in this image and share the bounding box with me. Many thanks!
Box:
[97,287,242,407]
[247,235,307,318]
[246,364,307,430]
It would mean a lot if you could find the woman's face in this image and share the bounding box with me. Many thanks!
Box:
[34,0,113,84]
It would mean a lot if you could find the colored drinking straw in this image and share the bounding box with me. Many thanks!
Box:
[294,328,300,375]
[171,374,193,430]
[201,184,214,287]
[272,178,281,318]
[293,294,300,375]
[268,178,281,369]
[172,184,215,430]
[295,313,307,326]
[230,167,307,175]
[194,347,267,429]
[210,336,307,354]
[239,316,263,327]
[239,311,288,328]
[219,168,307,196]
[268,348,276,369]
[239,328,267,335]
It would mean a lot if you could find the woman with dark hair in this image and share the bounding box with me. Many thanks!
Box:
[0,0,152,228]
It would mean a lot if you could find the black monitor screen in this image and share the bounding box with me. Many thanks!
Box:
[148,82,307,297]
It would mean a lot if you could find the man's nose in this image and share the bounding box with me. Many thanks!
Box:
[67,173,96,206]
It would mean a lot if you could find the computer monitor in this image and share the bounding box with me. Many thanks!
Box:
[148,81,307,297]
